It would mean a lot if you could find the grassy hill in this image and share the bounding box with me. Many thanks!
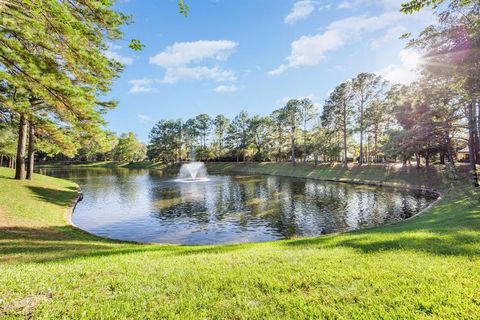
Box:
[0,165,479,318]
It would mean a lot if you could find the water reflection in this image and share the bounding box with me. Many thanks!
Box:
[39,168,437,244]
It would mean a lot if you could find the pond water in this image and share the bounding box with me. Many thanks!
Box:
[39,168,438,244]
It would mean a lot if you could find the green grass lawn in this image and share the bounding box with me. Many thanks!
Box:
[0,165,479,319]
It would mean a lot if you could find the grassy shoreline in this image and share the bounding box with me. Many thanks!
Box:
[1,164,479,318]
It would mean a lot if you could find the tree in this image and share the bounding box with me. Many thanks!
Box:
[299,98,317,162]
[351,73,387,165]
[406,0,480,185]
[148,120,183,163]
[195,114,211,160]
[0,122,17,168]
[401,0,474,13]
[76,130,118,162]
[363,84,399,163]
[183,119,199,160]
[228,111,250,162]
[248,115,273,161]
[322,82,354,167]
[115,132,146,162]
[213,115,230,160]
[282,99,302,166]
[1,1,130,180]
[271,108,287,162]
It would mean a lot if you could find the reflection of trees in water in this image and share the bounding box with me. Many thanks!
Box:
[43,169,438,243]
[151,175,436,239]
[43,168,148,206]
[150,181,210,223]
[297,182,351,235]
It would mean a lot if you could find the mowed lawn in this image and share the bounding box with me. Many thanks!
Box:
[0,165,479,319]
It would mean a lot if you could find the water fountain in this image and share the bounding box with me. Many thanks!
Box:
[177,162,209,182]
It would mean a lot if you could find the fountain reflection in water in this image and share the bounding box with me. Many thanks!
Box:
[176,162,209,182]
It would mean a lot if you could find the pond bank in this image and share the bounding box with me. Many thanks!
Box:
[206,162,446,194]
[1,165,479,318]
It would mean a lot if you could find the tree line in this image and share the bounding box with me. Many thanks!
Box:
[147,0,480,186]
[145,71,472,170]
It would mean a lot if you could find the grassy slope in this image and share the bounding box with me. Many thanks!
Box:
[207,162,449,189]
[0,165,479,319]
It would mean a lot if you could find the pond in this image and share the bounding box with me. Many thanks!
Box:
[39,167,438,244]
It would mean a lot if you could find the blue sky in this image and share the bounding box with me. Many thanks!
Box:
[104,0,433,141]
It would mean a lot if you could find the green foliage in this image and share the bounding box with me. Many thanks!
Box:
[129,39,145,51]
[213,115,230,159]
[195,113,212,150]
[0,0,137,178]
[401,0,473,13]
[401,0,445,13]
[0,124,16,157]
[179,0,190,17]
[148,119,183,162]
[248,115,273,161]
[113,132,146,162]
[227,111,250,161]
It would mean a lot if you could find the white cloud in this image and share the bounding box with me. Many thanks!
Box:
[214,85,239,93]
[371,25,407,49]
[338,0,404,10]
[107,43,122,50]
[319,3,333,11]
[269,11,407,75]
[163,67,236,84]
[105,44,134,65]
[149,40,238,83]
[138,114,151,123]
[149,40,237,67]
[129,68,236,92]
[284,1,316,24]
[129,79,159,93]
[378,49,421,84]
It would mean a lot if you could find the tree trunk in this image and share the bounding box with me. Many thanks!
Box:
[291,135,296,166]
[445,130,455,165]
[467,102,479,187]
[0,155,3,167]
[365,134,370,164]
[440,152,445,165]
[359,103,364,166]
[26,123,35,180]
[343,103,348,168]
[477,100,480,164]
[15,113,27,180]
[475,101,480,164]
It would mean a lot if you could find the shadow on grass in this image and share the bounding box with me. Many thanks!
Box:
[0,225,249,264]
[26,186,78,207]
